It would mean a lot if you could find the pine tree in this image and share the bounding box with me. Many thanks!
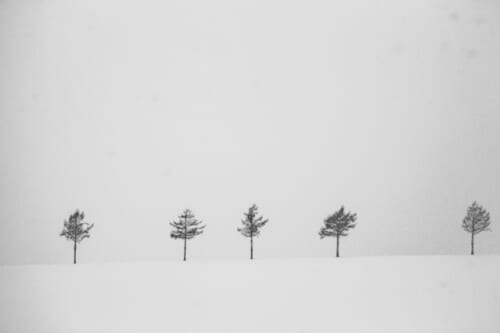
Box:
[319,206,357,258]
[462,201,491,255]
[170,209,205,261]
[60,210,94,264]
[237,204,269,260]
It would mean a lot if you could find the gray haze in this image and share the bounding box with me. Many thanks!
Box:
[1,0,500,265]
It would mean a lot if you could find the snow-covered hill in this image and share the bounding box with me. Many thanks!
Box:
[1,256,499,333]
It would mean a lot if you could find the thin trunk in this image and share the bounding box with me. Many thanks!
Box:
[73,240,77,264]
[471,221,475,256]
[183,219,187,261]
[336,234,340,258]
[183,237,187,261]
[471,233,474,255]
[250,234,254,260]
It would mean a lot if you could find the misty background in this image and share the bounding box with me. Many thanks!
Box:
[1,0,499,265]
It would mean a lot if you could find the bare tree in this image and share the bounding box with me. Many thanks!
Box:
[170,209,205,261]
[462,201,491,255]
[237,204,269,260]
[60,210,94,264]
[319,206,357,257]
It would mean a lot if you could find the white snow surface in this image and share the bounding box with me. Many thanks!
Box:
[1,256,499,333]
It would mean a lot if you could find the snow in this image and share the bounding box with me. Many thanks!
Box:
[1,256,499,333]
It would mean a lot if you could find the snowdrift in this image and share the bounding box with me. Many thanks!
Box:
[1,256,499,333]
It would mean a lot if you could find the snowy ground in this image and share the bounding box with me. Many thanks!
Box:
[1,256,499,333]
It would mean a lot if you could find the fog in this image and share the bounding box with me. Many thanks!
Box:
[1,0,499,264]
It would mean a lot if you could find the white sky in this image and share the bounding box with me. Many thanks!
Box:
[1,0,500,265]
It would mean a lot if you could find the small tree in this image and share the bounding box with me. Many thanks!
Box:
[170,209,205,261]
[319,206,357,258]
[60,210,94,264]
[462,201,491,255]
[237,204,269,260]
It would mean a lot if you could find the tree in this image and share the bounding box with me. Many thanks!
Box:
[462,201,491,255]
[319,206,357,258]
[60,210,94,264]
[170,209,205,261]
[237,204,269,260]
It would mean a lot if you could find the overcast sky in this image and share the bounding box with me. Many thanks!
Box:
[1,0,499,265]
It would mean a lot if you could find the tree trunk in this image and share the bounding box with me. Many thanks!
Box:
[471,233,474,256]
[73,240,77,264]
[183,237,187,261]
[336,234,340,258]
[183,219,187,261]
[250,235,254,260]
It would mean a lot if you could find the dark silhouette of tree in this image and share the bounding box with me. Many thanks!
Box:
[237,204,269,260]
[462,201,491,255]
[170,209,205,261]
[60,210,94,264]
[319,206,357,257]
